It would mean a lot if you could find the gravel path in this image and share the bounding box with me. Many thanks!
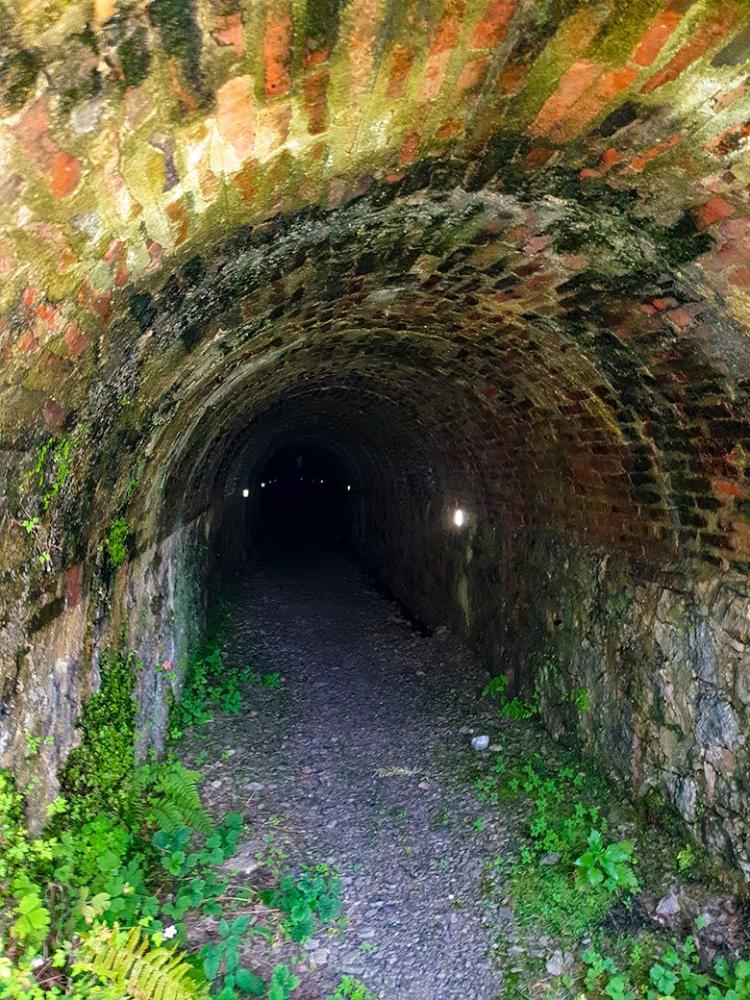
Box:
[188,546,511,999]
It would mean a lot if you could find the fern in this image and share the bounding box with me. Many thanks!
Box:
[76,924,209,1000]
[127,763,212,835]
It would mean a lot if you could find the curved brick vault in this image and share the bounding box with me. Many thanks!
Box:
[1,0,750,872]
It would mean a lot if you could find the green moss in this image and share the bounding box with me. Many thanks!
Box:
[659,211,713,268]
[59,646,139,825]
[303,0,343,54]
[1,48,41,109]
[119,26,151,88]
[149,0,202,90]
[105,517,131,568]
[589,0,664,65]
[26,432,77,514]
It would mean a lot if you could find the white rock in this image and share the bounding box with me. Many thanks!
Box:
[471,735,490,751]
[546,950,573,976]
[656,889,681,917]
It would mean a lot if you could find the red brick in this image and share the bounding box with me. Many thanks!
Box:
[470,0,515,49]
[695,196,735,228]
[264,12,292,98]
[386,45,414,99]
[642,9,735,93]
[530,61,602,137]
[632,9,682,68]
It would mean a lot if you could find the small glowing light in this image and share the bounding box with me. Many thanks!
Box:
[242,488,249,498]
[320,479,324,484]
[261,481,267,488]
[453,508,466,528]
[347,484,351,492]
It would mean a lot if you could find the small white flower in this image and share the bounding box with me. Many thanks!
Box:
[31,957,45,969]
[163,925,178,940]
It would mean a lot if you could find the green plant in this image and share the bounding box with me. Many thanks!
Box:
[261,865,342,942]
[11,883,51,950]
[59,647,138,825]
[677,843,696,873]
[0,604,345,1000]
[574,830,639,893]
[28,433,76,513]
[200,915,265,998]
[77,924,210,999]
[267,964,300,1000]
[572,687,590,712]
[500,696,538,720]
[581,936,750,1000]
[326,977,378,999]
[481,676,509,702]
[24,732,43,757]
[169,609,254,742]
[105,517,131,568]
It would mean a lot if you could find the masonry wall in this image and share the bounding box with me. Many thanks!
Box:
[441,528,750,877]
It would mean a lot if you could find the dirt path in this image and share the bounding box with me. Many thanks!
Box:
[187,546,511,999]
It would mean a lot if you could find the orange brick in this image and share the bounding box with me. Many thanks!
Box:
[457,55,489,94]
[530,61,602,137]
[303,68,329,135]
[642,8,735,92]
[696,196,735,228]
[264,12,292,98]
[399,130,421,167]
[632,9,682,68]
[64,324,86,357]
[547,67,637,142]
[49,150,81,199]
[713,479,745,501]
[470,0,516,49]
[217,75,254,159]
[386,45,415,99]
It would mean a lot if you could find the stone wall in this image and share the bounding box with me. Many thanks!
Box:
[438,528,750,876]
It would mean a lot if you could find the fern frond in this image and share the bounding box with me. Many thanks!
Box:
[127,763,211,835]
[77,925,209,1000]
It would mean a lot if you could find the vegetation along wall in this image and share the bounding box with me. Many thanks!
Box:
[0,0,749,874]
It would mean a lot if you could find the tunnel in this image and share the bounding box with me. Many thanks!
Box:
[1,0,750,994]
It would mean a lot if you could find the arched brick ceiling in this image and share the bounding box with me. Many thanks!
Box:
[2,0,750,322]
[1,0,749,580]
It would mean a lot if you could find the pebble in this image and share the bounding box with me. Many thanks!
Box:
[539,852,561,866]
[471,735,490,751]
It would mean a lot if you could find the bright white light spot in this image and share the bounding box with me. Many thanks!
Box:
[242,488,249,498]
[347,484,351,492]
[453,508,466,528]
[261,481,267,488]
[320,479,324,484]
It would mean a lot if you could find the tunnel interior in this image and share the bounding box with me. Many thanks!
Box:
[252,442,354,549]
[1,0,750,886]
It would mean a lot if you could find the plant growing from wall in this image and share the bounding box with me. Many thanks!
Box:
[105,516,132,568]
[481,673,538,719]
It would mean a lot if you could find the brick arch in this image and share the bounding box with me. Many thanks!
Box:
[1,0,750,871]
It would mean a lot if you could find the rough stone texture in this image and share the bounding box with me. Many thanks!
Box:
[0,0,749,871]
